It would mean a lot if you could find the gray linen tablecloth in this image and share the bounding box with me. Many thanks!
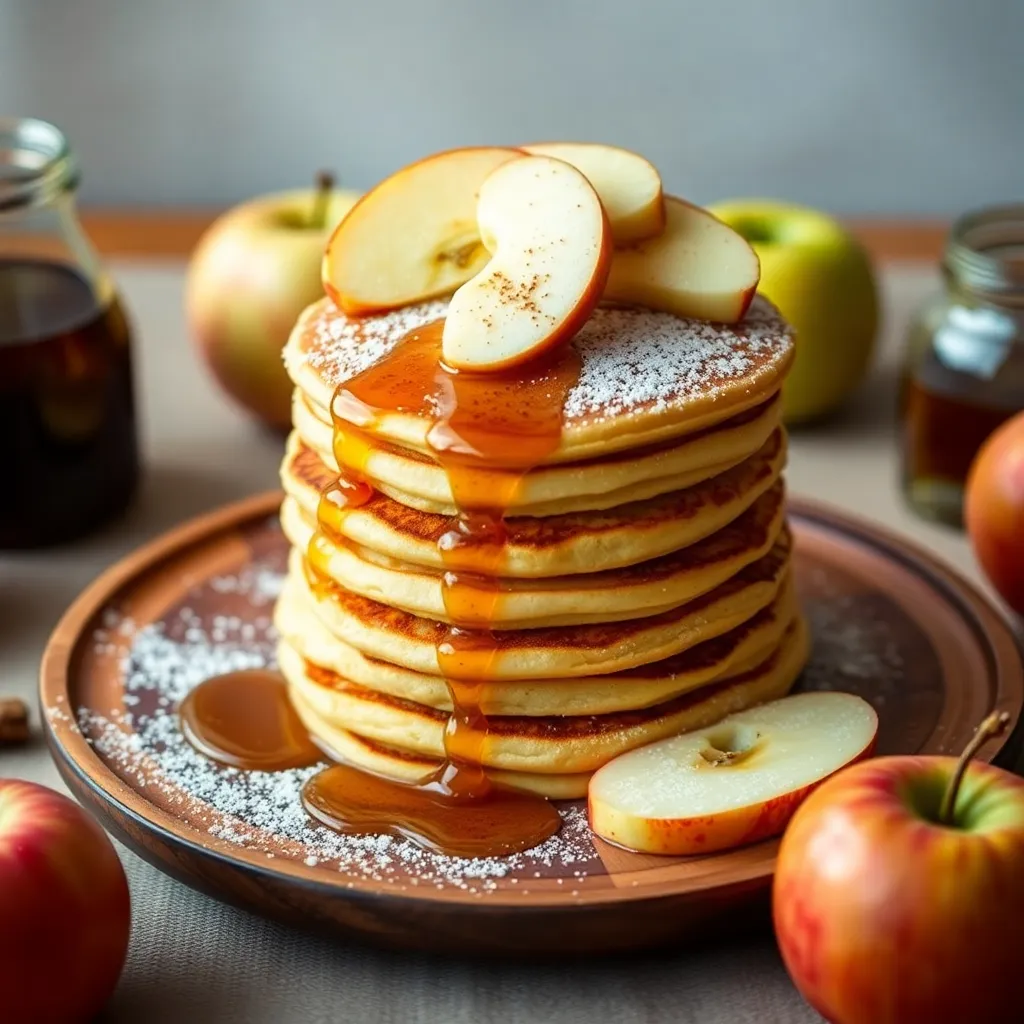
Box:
[0,262,998,1023]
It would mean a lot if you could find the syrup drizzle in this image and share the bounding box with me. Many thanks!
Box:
[181,320,578,857]
[302,319,578,854]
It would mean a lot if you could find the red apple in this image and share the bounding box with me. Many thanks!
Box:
[966,410,1024,615]
[773,713,1024,1024]
[0,780,131,1022]
[186,173,361,431]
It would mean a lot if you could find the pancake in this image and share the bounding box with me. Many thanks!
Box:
[282,482,786,627]
[292,717,592,800]
[284,295,795,462]
[291,387,783,516]
[273,267,805,810]
[275,572,798,716]
[282,616,809,789]
[287,526,793,680]
[281,427,786,577]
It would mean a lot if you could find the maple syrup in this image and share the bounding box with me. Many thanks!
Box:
[303,762,559,858]
[0,117,139,548]
[900,205,1024,527]
[901,373,1024,524]
[180,669,321,771]
[300,319,578,856]
[182,319,577,855]
[0,260,138,547]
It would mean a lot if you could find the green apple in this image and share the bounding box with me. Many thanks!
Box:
[707,200,879,424]
[186,175,360,431]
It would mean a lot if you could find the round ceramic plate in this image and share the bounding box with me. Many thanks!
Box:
[41,493,1024,955]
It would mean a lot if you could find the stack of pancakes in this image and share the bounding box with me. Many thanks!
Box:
[275,295,808,798]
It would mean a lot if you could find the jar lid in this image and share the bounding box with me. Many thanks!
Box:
[0,117,79,212]
[946,204,1024,300]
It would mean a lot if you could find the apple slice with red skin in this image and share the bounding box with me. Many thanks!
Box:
[588,691,878,855]
[774,712,1024,1024]
[322,146,523,315]
[604,196,760,323]
[522,142,665,245]
[441,154,612,372]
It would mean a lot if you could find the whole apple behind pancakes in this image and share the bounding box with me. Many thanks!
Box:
[186,173,361,431]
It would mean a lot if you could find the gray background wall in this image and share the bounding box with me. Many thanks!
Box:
[2,0,1021,215]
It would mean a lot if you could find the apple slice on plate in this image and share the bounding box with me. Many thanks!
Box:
[588,691,878,855]
[441,154,612,372]
[604,196,760,323]
[322,146,522,315]
[523,142,665,245]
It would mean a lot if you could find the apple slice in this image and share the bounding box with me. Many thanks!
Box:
[523,142,665,245]
[588,691,878,855]
[604,196,760,323]
[441,154,611,372]
[322,146,522,315]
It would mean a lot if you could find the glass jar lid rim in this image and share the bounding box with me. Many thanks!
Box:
[0,116,78,211]
[946,204,1024,296]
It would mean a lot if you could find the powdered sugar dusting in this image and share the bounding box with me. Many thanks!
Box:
[567,299,791,422]
[800,577,905,707]
[57,525,924,895]
[289,299,448,389]
[63,555,599,893]
[288,296,793,425]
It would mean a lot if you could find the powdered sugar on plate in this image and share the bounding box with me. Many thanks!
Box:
[288,296,793,425]
[58,524,919,895]
[799,567,905,701]
[65,549,599,894]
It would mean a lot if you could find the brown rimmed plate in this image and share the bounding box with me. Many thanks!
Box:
[40,493,1024,955]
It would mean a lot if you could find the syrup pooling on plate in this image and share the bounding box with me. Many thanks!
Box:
[302,762,560,858]
[299,318,577,853]
[180,669,322,771]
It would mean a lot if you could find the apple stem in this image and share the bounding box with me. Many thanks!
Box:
[310,170,335,229]
[937,711,1010,826]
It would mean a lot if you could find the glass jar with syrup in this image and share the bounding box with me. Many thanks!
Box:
[0,118,138,547]
[900,205,1024,527]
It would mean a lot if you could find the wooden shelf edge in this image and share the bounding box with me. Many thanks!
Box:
[81,209,948,265]
[82,210,217,259]
[846,220,947,264]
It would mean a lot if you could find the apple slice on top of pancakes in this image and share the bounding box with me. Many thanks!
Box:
[441,154,612,372]
[321,142,761,372]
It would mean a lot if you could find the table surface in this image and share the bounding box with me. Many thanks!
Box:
[0,260,1008,1024]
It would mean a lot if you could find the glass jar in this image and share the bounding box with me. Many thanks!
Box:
[899,205,1024,527]
[0,117,139,547]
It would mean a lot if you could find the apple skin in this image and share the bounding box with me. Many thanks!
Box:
[589,738,875,857]
[966,411,1024,615]
[0,779,132,1022]
[773,755,1024,1024]
[186,187,360,431]
[589,778,835,857]
[708,200,878,424]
